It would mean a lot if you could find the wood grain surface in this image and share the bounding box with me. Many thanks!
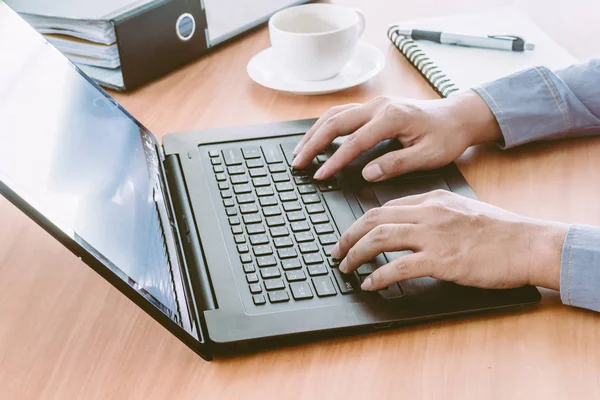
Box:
[1,0,599,398]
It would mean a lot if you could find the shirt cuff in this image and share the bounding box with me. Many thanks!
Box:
[472,67,572,148]
[560,225,600,312]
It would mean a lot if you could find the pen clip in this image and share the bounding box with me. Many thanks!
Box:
[487,34,524,41]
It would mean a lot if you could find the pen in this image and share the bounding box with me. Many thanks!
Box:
[394,29,536,52]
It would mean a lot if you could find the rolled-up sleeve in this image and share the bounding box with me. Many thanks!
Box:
[473,60,600,313]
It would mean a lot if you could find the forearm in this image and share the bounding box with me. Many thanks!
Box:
[472,59,600,148]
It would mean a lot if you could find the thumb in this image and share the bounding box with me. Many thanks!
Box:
[361,145,426,182]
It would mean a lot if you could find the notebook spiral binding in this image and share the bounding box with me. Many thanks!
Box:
[387,25,460,98]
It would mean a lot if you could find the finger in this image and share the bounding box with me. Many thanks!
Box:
[294,104,360,155]
[338,224,422,274]
[293,105,373,169]
[331,206,426,259]
[313,118,393,180]
[361,145,429,182]
[361,253,433,291]
[383,189,451,207]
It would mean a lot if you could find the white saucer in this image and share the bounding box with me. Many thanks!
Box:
[247,42,385,95]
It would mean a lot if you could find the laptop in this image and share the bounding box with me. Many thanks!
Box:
[0,4,540,360]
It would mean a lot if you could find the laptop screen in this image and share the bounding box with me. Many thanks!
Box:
[0,5,198,338]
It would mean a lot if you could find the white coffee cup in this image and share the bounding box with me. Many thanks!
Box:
[268,4,366,81]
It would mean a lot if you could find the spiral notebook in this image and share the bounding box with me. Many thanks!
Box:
[388,10,578,97]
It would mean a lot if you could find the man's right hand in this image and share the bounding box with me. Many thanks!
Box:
[292,91,503,182]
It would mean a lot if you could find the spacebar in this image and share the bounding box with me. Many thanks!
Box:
[322,191,357,236]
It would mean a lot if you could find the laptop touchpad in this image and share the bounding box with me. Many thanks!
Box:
[372,175,450,206]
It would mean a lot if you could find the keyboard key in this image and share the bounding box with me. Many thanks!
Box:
[282,258,302,270]
[291,221,310,232]
[221,190,232,199]
[246,224,266,234]
[234,234,246,244]
[260,267,281,279]
[265,278,285,291]
[275,182,294,192]
[315,224,334,235]
[229,216,240,225]
[249,283,262,294]
[280,142,297,166]
[286,270,306,282]
[262,145,284,164]
[274,237,294,248]
[270,226,289,237]
[230,175,249,184]
[308,264,328,276]
[318,234,337,245]
[266,216,285,227]
[268,164,287,173]
[294,232,314,243]
[208,150,219,158]
[243,214,262,224]
[233,184,252,194]
[226,207,237,217]
[316,154,328,163]
[211,158,222,166]
[237,244,249,253]
[243,263,256,274]
[302,194,321,204]
[240,254,252,263]
[293,175,311,185]
[357,262,376,276]
[318,181,340,192]
[279,192,298,202]
[215,173,227,182]
[256,186,274,197]
[253,294,266,305]
[231,225,243,235]
[272,173,290,182]
[218,182,230,191]
[240,203,259,214]
[332,269,361,294]
[290,282,313,300]
[303,253,324,264]
[257,255,277,268]
[249,234,269,245]
[246,158,264,168]
[327,257,340,268]
[227,166,245,175]
[213,165,225,173]
[306,203,325,214]
[278,248,298,259]
[253,177,271,187]
[312,276,337,297]
[242,147,261,159]
[236,194,255,204]
[259,196,278,207]
[253,245,273,256]
[310,214,330,224]
[246,273,259,283]
[263,206,282,216]
[287,211,306,222]
[268,290,290,303]
[283,201,302,212]
[300,242,319,253]
[298,184,317,194]
[249,167,267,178]
[322,245,335,256]
[223,148,243,166]
[224,198,235,207]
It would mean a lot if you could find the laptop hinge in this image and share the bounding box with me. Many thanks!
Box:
[162,152,217,314]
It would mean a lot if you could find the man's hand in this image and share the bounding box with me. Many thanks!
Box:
[330,190,568,292]
[292,91,502,181]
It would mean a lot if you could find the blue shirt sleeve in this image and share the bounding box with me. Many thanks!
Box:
[472,60,600,313]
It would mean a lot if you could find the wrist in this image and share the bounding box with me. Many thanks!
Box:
[527,220,569,290]
[449,90,503,146]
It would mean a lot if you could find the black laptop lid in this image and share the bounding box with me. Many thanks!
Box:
[0,4,203,348]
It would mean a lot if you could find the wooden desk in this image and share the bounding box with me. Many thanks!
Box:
[1,0,600,398]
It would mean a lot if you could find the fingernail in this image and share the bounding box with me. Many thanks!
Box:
[330,243,340,258]
[313,167,325,180]
[339,259,347,273]
[362,164,383,182]
[361,277,373,291]
[292,157,301,168]
[293,142,303,155]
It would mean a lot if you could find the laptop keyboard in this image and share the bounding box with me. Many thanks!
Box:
[207,143,373,306]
